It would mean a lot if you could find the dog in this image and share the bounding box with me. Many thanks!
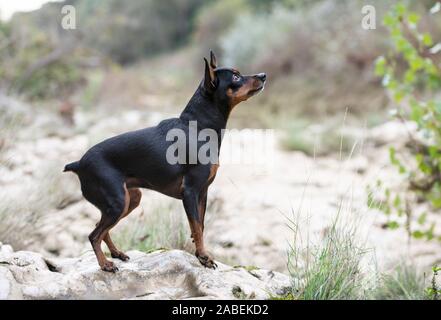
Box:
[64,51,266,272]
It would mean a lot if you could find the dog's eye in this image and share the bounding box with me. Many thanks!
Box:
[232,74,241,82]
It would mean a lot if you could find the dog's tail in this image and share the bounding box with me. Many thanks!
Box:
[63,161,80,173]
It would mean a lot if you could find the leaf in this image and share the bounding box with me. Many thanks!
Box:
[412,230,424,239]
[383,14,396,27]
[417,212,427,225]
[393,90,405,103]
[404,69,415,84]
[410,100,423,122]
[389,147,397,164]
[388,221,400,229]
[408,13,420,25]
[395,3,406,16]
[430,196,441,208]
[425,222,435,240]
[396,37,410,52]
[428,146,439,158]
[375,56,386,76]
[422,33,433,47]
[410,57,424,71]
[393,195,401,208]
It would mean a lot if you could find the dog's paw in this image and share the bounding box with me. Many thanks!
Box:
[111,251,130,262]
[196,252,218,269]
[101,261,119,273]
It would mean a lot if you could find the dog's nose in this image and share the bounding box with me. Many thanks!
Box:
[257,73,266,82]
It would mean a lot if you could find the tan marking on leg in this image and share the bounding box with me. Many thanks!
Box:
[198,188,208,232]
[92,185,130,271]
[102,187,142,261]
[187,217,217,269]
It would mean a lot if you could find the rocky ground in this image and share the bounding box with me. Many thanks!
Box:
[0,243,289,299]
[1,95,441,299]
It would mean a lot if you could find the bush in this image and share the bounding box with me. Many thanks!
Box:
[286,212,368,300]
[372,2,441,241]
[282,207,434,300]
[81,0,206,64]
[193,0,250,54]
[0,18,83,99]
[220,0,390,118]
[371,264,428,300]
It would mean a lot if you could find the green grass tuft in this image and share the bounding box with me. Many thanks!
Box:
[371,264,429,300]
[113,201,192,253]
[286,209,368,300]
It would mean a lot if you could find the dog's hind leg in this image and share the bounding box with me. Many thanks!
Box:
[80,170,130,272]
[102,188,142,261]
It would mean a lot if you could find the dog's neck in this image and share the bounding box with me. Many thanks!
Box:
[179,85,229,133]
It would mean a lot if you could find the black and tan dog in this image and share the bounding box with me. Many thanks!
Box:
[64,51,266,272]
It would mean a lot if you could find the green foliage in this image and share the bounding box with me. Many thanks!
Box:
[221,6,298,70]
[371,264,428,300]
[284,207,436,300]
[219,0,389,120]
[193,0,250,53]
[373,2,441,241]
[113,202,191,253]
[426,266,441,300]
[0,19,82,99]
[80,0,206,64]
[287,213,368,300]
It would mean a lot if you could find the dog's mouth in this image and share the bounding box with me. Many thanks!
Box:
[248,85,265,96]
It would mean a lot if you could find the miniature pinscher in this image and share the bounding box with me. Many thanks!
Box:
[64,51,266,272]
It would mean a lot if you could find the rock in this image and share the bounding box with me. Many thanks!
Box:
[0,267,23,299]
[0,244,290,300]
[0,244,13,257]
[369,121,416,147]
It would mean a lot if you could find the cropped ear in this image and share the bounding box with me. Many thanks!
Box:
[203,57,216,93]
[210,50,217,69]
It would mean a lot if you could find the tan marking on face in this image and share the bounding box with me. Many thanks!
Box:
[226,78,260,109]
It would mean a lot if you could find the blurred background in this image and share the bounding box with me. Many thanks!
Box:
[1,0,441,299]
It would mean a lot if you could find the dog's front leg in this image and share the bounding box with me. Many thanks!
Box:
[182,187,217,269]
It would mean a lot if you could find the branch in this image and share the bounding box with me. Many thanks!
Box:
[399,16,441,75]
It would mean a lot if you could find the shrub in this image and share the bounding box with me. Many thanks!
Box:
[283,206,433,300]
[287,211,368,300]
[372,2,441,241]
[81,0,206,64]
[193,0,250,54]
[371,264,428,300]
[0,19,83,99]
[220,0,390,118]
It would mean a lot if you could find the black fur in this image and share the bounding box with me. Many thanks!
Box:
[64,51,266,271]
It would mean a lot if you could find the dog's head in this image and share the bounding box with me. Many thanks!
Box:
[202,51,266,111]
